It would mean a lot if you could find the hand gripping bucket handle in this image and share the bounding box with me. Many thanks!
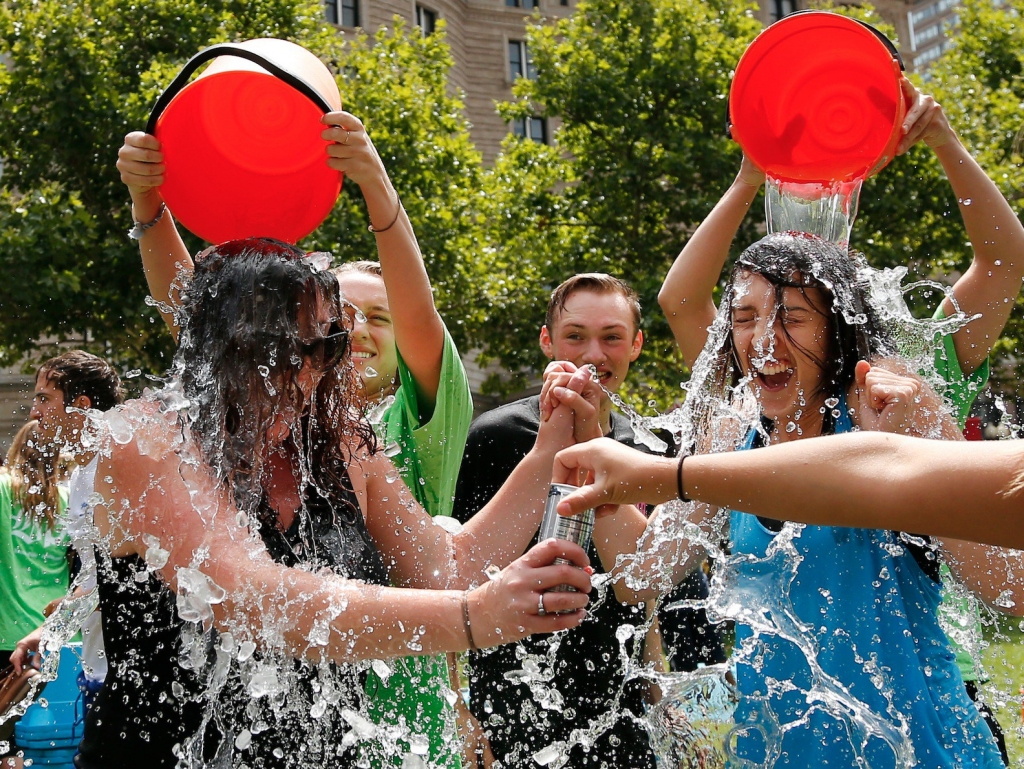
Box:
[145,43,335,135]
[725,13,904,140]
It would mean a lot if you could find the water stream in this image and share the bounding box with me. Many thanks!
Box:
[2,249,1017,769]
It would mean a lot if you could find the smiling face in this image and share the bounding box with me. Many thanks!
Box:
[540,289,643,393]
[333,271,398,400]
[730,271,833,432]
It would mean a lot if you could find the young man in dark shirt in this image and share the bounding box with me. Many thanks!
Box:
[453,274,724,768]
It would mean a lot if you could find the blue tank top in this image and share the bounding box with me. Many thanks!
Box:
[729,396,1002,767]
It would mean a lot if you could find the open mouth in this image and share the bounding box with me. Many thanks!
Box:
[753,364,793,392]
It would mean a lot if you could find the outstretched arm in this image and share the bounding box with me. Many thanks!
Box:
[897,78,1024,375]
[92,416,590,664]
[116,133,193,339]
[552,434,1024,551]
[322,113,446,408]
[658,157,764,367]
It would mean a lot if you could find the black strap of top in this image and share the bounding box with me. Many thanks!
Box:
[145,44,334,135]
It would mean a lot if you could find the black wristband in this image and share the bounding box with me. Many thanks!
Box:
[677,454,691,502]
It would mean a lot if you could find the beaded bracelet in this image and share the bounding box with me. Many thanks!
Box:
[128,201,167,240]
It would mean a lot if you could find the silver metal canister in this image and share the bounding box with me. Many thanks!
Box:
[540,482,595,593]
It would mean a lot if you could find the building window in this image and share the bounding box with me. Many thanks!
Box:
[416,5,437,35]
[770,0,795,22]
[508,41,537,81]
[506,0,539,8]
[512,116,548,143]
[912,22,941,49]
[327,0,359,26]
[909,0,958,26]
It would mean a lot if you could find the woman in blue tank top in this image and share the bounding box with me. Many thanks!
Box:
[650,78,1024,766]
[702,233,1003,767]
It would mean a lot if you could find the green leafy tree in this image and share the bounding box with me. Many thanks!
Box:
[0,0,334,373]
[0,3,485,374]
[308,20,486,354]
[477,0,762,405]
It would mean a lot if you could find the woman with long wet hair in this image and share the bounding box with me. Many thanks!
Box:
[74,239,598,769]
[639,78,1024,766]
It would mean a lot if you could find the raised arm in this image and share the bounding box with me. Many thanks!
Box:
[552,433,1024,551]
[321,113,446,407]
[658,157,764,367]
[116,132,193,339]
[897,78,1024,375]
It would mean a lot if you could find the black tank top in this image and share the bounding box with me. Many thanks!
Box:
[76,470,388,769]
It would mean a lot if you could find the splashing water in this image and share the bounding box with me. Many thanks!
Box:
[8,251,1019,769]
[765,177,862,248]
[517,251,1014,768]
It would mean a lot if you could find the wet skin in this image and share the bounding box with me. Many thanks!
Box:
[264,294,343,529]
[730,272,832,442]
[334,271,399,400]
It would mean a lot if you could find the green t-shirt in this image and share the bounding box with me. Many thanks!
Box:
[0,475,69,649]
[364,325,473,769]
[931,307,989,428]
[930,306,990,683]
[382,326,474,520]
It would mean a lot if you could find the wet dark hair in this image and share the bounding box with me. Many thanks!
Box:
[37,350,123,412]
[711,232,896,434]
[173,237,376,529]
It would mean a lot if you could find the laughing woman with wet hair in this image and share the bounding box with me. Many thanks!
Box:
[645,78,1024,766]
[72,238,600,769]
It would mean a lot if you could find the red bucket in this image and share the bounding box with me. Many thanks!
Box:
[147,39,342,244]
[729,12,905,184]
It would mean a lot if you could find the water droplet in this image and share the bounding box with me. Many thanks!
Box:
[363,366,379,379]
[785,421,797,433]
[484,565,502,582]
[235,729,252,750]
[125,369,142,379]
[963,198,972,206]
[237,641,257,662]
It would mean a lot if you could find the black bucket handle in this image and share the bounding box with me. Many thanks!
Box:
[145,43,335,136]
[726,12,904,139]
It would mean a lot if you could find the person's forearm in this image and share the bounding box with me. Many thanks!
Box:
[659,176,759,365]
[940,538,1024,618]
[934,136,1024,372]
[362,175,445,405]
[135,206,193,339]
[452,446,557,587]
[935,138,1024,276]
[592,505,651,604]
[683,433,1024,549]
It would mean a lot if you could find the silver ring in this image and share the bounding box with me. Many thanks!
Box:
[537,593,547,617]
